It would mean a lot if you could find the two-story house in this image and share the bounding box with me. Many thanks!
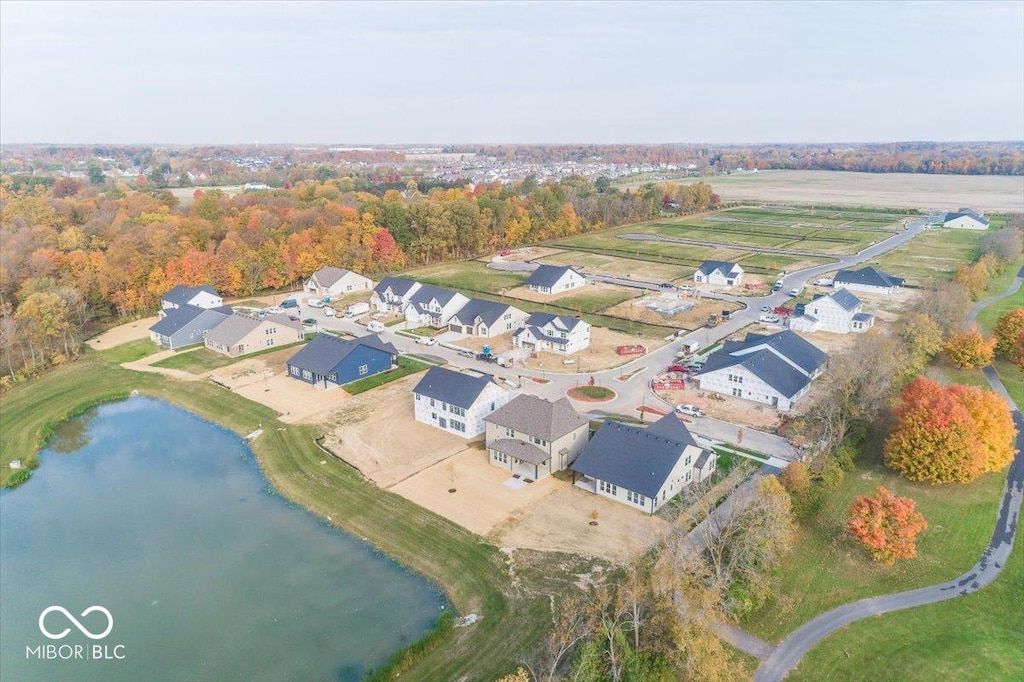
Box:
[525,265,586,295]
[448,299,528,338]
[304,267,373,299]
[371,277,423,314]
[512,313,591,355]
[159,285,223,317]
[412,366,512,438]
[788,289,874,334]
[484,395,589,480]
[693,261,744,287]
[403,285,470,328]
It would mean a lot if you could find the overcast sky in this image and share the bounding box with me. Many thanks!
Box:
[2,1,1022,144]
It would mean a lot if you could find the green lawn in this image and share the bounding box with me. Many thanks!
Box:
[867,226,988,284]
[345,356,429,395]
[408,260,527,294]
[94,338,160,364]
[151,340,306,374]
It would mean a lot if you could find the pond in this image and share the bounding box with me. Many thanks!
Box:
[0,397,446,681]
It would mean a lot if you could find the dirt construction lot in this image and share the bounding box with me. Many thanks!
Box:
[86,315,160,350]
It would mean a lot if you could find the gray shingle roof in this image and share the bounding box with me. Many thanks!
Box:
[834,266,905,289]
[413,366,500,409]
[488,438,551,466]
[944,209,989,226]
[407,284,461,311]
[571,414,703,498]
[373,277,419,298]
[524,312,583,333]
[310,266,355,288]
[287,333,398,375]
[852,312,874,322]
[697,260,741,276]
[826,288,862,311]
[205,312,302,346]
[451,298,515,327]
[150,304,231,335]
[485,395,588,441]
[161,284,218,306]
[701,329,827,397]
[525,265,582,288]
[731,330,828,375]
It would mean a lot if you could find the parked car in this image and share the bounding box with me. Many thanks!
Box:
[788,288,802,297]
[280,298,298,309]
[666,364,686,373]
[675,404,706,417]
[458,349,475,358]
[659,282,675,289]
[288,315,300,322]
[759,313,781,323]
[760,304,772,312]
[416,336,438,346]
[345,302,370,318]
[772,282,783,291]
[366,320,385,333]
[477,352,498,363]
[265,306,284,315]
[814,278,834,286]
[324,307,336,317]
[721,309,732,320]
[302,318,316,326]
[308,298,325,308]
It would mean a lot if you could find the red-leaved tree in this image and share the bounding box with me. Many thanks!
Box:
[848,486,928,565]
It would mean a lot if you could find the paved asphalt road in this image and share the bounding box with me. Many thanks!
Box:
[753,270,1024,682]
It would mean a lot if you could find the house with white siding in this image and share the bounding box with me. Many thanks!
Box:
[512,313,591,355]
[160,285,223,316]
[697,330,828,410]
[942,208,989,230]
[484,395,589,480]
[448,298,528,338]
[832,266,905,295]
[571,414,715,514]
[371,277,423,314]
[788,289,874,334]
[204,312,304,357]
[525,265,586,295]
[412,366,513,438]
[403,285,470,328]
[693,261,744,287]
[304,267,373,299]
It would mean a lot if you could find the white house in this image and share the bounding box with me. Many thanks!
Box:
[371,277,423,314]
[160,285,223,316]
[403,285,470,328]
[304,267,373,299]
[697,330,828,410]
[512,313,591,355]
[571,414,716,514]
[942,208,990,230]
[204,312,304,357]
[788,289,874,334]
[693,261,744,287]
[525,265,587,295]
[484,395,589,480]
[832,266,905,295]
[412,366,512,438]
[447,298,528,338]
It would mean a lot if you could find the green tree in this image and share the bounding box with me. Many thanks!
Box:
[87,159,105,185]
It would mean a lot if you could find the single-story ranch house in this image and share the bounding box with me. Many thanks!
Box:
[788,289,874,334]
[160,285,223,315]
[571,414,716,514]
[942,208,989,230]
[149,304,233,350]
[371,277,423,314]
[204,312,304,357]
[413,366,512,437]
[525,265,586,295]
[286,333,398,389]
[484,395,589,480]
[697,330,828,410]
[832,266,905,295]
[304,267,373,299]
[693,261,744,287]
[448,298,528,338]
[512,313,591,355]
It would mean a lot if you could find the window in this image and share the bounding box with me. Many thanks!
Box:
[685,455,691,466]
[302,370,313,380]
[265,338,274,347]
[358,364,369,376]
[493,450,508,463]
[505,427,515,438]
[599,480,618,496]
[451,420,466,433]
[732,388,742,397]
[728,374,744,384]
[415,394,421,401]
[328,373,337,382]
[430,398,435,407]
[626,490,646,506]
[290,365,299,376]
[529,435,548,447]
[450,406,465,417]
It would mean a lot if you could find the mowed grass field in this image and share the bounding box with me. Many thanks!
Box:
[866,219,1008,284]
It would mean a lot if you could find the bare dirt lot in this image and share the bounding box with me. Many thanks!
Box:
[603,295,744,330]
[620,170,1024,213]
[86,315,160,349]
[655,384,782,430]
[536,250,691,282]
[478,246,566,263]
[320,375,471,487]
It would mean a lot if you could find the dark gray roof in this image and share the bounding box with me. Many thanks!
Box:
[834,266,905,289]
[150,304,230,335]
[944,209,989,225]
[310,266,357,288]
[407,284,461,311]
[287,333,398,375]
[451,298,517,327]
[525,264,582,288]
[161,284,218,305]
[515,325,568,346]
[826,288,862,311]
[413,366,500,409]
[704,348,814,398]
[488,438,551,465]
[205,312,301,346]
[571,414,702,498]
[694,451,712,469]
[373,277,419,298]
[485,395,587,440]
[645,413,699,446]
[523,312,583,333]
[853,312,874,322]
[697,260,741,276]
[730,330,827,375]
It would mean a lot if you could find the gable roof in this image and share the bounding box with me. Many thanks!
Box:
[488,438,551,466]
[485,395,588,441]
[819,288,862,312]
[310,266,358,288]
[944,208,989,225]
[834,266,905,289]
[525,264,583,288]
[524,312,584,333]
[697,260,741,276]
[287,333,398,375]
[731,330,828,375]
[407,284,462,311]
[205,312,301,346]
[161,284,218,305]
[702,347,816,398]
[413,366,501,409]
[373,276,420,298]
[571,414,703,498]
[452,298,516,327]
[150,304,231,336]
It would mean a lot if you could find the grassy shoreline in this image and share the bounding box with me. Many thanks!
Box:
[0,351,542,680]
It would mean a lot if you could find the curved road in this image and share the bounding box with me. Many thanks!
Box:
[753,270,1024,682]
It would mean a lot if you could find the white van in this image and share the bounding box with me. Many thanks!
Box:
[366,321,385,333]
[324,307,336,317]
[308,298,325,308]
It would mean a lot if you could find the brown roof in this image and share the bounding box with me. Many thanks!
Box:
[484,395,588,441]
[488,438,551,465]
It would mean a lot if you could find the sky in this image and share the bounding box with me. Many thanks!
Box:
[1,1,1023,144]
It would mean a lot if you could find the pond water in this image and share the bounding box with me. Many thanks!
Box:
[0,397,446,681]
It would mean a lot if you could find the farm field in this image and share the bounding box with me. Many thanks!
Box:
[534,250,692,281]
[613,170,1024,213]
[864,226,990,284]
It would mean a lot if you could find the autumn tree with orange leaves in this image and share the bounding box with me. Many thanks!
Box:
[943,325,996,368]
[848,486,927,565]
[883,377,1017,484]
[993,308,1024,367]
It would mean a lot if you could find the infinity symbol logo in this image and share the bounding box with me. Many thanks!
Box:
[38,606,114,640]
